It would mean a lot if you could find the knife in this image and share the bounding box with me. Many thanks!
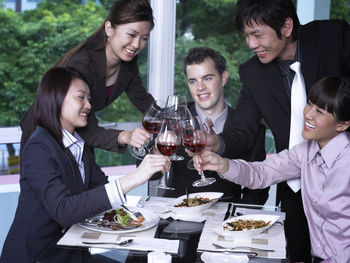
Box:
[198,248,257,257]
[223,203,232,221]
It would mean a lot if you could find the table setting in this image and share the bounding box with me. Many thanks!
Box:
[57,195,287,262]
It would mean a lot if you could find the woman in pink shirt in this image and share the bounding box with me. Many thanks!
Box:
[195,75,350,263]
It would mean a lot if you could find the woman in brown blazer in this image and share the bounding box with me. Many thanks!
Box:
[20,0,155,154]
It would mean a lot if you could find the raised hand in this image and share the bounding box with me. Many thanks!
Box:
[119,128,151,148]
[194,150,229,175]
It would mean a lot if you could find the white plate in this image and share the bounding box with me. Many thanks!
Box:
[79,207,159,234]
[201,252,249,263]
[168,192,223,214]
[219,214,280,238]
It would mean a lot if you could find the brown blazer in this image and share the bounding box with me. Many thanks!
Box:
[20,43,154,152]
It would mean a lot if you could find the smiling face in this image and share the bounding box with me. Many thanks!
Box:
[60,78,91,134]
[243,18,296,63]
[302,101,344,148]
[186,58,227,116]
[105,21,151,63]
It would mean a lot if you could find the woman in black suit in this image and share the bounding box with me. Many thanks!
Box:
[20,0,155,154]
[0,67,169,263]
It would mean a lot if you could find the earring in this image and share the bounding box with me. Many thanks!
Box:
[107,36,111,42]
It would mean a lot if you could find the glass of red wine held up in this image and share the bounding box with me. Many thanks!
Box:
[181,116,216,187]
[129,100,165,160]
[155,119,182,190]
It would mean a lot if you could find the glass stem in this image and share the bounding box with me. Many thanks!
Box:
[200,170,206,180]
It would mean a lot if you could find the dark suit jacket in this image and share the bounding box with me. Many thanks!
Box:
[220,20,350,203]
[0,126,112,263]
[20,42,154,152]
[162,102,269,204]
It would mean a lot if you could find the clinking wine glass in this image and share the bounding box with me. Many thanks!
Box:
[182,116,216,187]
[129,100,165,160]
[164,95,187,161]
[155,119,182,190]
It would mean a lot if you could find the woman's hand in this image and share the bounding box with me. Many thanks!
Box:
[118,128,150,148]
[193,150,229,175]
[136,154,170,180]
[120,154,170,194]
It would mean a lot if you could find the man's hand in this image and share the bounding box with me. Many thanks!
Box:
[193,150,229,175]
[204,134,221,152]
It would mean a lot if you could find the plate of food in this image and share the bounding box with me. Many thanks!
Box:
[219,214,280,238]
[79,207,159,234]
[168,192,223,214]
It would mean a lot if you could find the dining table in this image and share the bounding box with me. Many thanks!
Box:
[57,195,288,263]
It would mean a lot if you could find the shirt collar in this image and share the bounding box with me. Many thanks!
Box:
[308,132,350,168]
[62,129,85,148]
[195,102,228,131]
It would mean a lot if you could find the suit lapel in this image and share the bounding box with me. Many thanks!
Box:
[88,48,107,111]
[263,62,290,117]
[64,148,85,192]
[299,26,319,91]
[82,146,91,189]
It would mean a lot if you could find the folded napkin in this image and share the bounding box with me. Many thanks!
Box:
[57,224,179,254]
[201,252,249,263]
[148,251,172,263]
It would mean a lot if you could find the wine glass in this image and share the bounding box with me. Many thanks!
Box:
[155,119,182,190]
[164,95,187,161]
[181,116,216,187]
[129,100,165,160]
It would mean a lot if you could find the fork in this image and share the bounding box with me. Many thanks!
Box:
[121,205,144,221]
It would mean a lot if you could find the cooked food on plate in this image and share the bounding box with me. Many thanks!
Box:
[174,196,215,207]
[90,208,144,230]
[223,219,271,231]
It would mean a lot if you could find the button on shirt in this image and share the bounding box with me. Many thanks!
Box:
[221,132,350,262]
[62,129,126,207]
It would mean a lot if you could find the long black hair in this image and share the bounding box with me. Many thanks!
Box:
[33,67,87,148]
[55,0,154,66]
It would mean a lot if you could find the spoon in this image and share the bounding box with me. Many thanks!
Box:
[185,187,189,207]
[82,239,134,247]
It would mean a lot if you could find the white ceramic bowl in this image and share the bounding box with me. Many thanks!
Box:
[168,192,223,214]
[219,214,280,238]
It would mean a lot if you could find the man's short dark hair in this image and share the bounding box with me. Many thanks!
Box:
[235,0,300,41]
[183,47,226,76]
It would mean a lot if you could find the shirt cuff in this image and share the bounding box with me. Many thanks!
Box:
[104,178,127,208]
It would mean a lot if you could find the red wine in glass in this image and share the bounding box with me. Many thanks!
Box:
[129,100,165,160]
[180,116,216,187]
[142,118,162,134]
[183,140,205,153]
[156,142,180,157]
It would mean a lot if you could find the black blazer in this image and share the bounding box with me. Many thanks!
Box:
[219,20,350,203]
[163,102,269,204]
[20,42,154,152]
[0,126,112,263]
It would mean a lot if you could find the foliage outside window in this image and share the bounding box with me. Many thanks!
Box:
[0,0,349,169]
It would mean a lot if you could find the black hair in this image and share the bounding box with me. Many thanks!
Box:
[235,0,300,41]
[55,0,154,66]
[308,75,350,131]
[33,67,87,148]
[183,47,226,76]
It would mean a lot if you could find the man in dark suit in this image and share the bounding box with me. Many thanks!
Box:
[205,0,350,262]
[151,47,269,205]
